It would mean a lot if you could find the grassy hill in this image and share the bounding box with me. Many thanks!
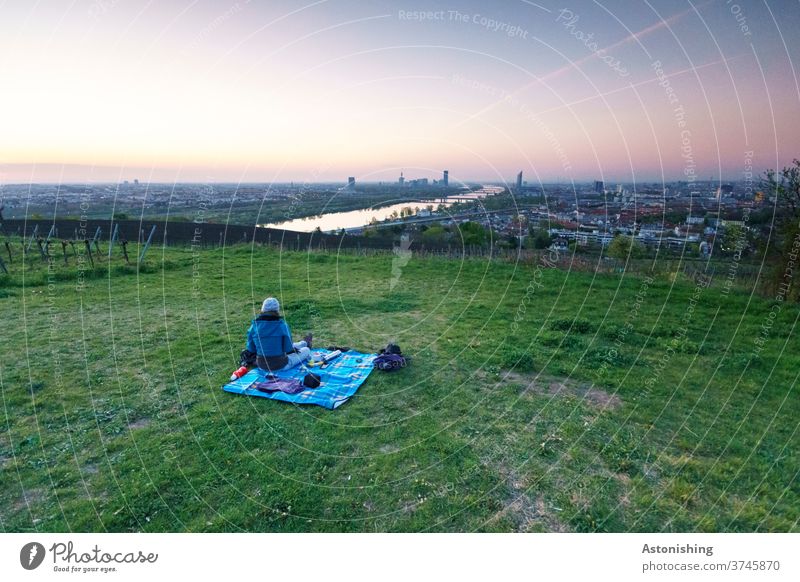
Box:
[0,245,797,532]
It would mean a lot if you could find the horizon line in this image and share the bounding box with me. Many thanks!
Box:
[0,177,766,186]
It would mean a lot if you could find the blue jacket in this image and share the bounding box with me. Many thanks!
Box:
[245,314,294,357]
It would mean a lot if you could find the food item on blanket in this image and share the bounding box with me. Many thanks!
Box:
[319,350,342,368]
[309,349,342,368]
[230,365,249,381]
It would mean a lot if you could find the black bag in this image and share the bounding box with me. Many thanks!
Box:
[303,373,322,388]
[239,349,257,367]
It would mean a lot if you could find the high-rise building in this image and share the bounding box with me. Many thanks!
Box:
[516,171,523,191]
[716,184,734,199]
[594,180,604,193]
[399,172,404,186]
[347,177,356,190]
[443,170,449,187]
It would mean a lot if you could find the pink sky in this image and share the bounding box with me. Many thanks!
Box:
[1,0,799,184]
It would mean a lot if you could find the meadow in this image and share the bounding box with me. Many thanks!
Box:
[0,244,797,532]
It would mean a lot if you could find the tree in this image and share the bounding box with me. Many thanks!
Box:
[457,221,487,246]
[421,224,447,245]
[762,160,800,300]
[527,227,552,249]
[607,235,647,259]
[636,209,685,225]
[719,225,746,255]
[763,160,800,250]
[499,234,521,249]
[765,159,800,224]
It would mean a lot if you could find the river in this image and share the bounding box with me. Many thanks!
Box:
[262,186,503,232]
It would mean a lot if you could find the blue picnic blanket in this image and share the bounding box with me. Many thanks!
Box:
[222,349,377,409]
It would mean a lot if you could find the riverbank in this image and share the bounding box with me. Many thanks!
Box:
[263,186,505,232]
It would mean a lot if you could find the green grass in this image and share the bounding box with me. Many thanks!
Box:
[0,245,797,532]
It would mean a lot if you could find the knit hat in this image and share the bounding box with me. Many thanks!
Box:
[261,297,280,312]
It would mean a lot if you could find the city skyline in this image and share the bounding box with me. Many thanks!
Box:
[0,171,766,186]
[1,0,799,183]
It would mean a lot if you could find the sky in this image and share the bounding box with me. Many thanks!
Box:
[1,0,799,184]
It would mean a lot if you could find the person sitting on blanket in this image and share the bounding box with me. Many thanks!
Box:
[245,297,312,372]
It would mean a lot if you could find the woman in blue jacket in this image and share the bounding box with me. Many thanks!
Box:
[245,297,311,372]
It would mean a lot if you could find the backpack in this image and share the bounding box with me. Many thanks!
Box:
[240,349,257,367]
[374,344,408,372]
[373,353,407,372]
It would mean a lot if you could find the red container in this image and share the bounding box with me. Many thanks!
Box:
[230,366,249,380]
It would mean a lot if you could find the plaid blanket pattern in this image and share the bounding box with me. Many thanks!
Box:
[222,349,377,409]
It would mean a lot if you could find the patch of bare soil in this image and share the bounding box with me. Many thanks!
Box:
[481,454,570,532]
[617,473,632,507]
[547,381,622,410]
[496,370,623,411]
[127,418,151,430]
[11,487,45,513]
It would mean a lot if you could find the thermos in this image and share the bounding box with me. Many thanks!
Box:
[230,366,249,380]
